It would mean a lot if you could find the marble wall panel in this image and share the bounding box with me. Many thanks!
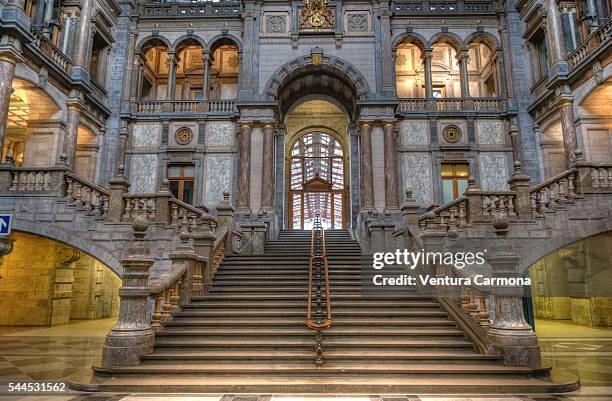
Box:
[130,154,158,194]
[403,153,433,206]
[207,122,235,147]
[400,120,429,146]
[132,124,160,150]
[477,120,505,145]
[204,155,232,209]
[479,152,509,191]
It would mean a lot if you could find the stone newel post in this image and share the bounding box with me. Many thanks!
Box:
[102,216,155,367]
[486,211,541,368]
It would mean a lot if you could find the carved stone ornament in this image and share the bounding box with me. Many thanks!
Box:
[267,15,286,33]
[347,14,367,32]
[442,125,462,143]
[175,127,194,145]
[299,0,335,31]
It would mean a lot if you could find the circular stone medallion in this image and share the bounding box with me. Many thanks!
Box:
[175,127,193,145]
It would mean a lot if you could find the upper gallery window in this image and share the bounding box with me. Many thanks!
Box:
[441,163,470,204]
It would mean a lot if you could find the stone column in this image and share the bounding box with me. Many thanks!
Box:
[260,123,275,213]
[494,52,507,98]
[239,9,256,98]
[559,97,578,167]
[0,55,17,163]
[123,32,138,101]
[166,52,177,100]
[360,122,375,211]
[61,101,81,168]
[42,0,55,38]
[236,122,252,214]
[73,0,93,70]
[458,50,470,98]
[202,50,211,101]
[486,212,541,368]
[508,121,522,166]
[116,123,129,177]
[423,50,433,98]
[546,0,566,70]
[102,216,155,367]
[586,0,600,31]
[379,7,395,94]
[383,121,399,212]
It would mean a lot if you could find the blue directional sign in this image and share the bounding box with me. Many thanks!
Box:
[0,214,12,236]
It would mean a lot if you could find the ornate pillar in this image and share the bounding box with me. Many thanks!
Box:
[494,52,507,98]
[383,121,399,212]
[0,55,18,162]
[130,56,143,101]
[379,6,395,94]
[508,120,522,166]
[102,217,155,367]
[123,31,138,101]
[458,50,470,98]
[423,50,433,98]
[559,98,578,167]
[116,123,129,177]
[546,0,566,69]
[239,8,256,98]
[236,122,252,214]
[586,0,600,31]
[166,52,177,100]
[61,100,81,168]
[359,122,374,211]
[42,0,56,38]
[487,212,541,368]
[73,0,93,69]
[260,123,275,213]
[202,50,211,101]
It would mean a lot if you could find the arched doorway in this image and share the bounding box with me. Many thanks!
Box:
[288,130,347,229]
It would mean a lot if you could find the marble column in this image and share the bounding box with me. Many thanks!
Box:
[116,123,129,176]
[130,57,143,101]
[379,7,395,94]
[546,0,566,66]
[0,55,17,163]
[123,32,138,101]
[586,0,600,31]
[166,52,177,100]
[73,0,93,69]
[494,53,508,98]
[559,98,578,167]
[360,122,374,211]
[383,121,399,212]
[62,101,81,168]
[260,123,275,213]
[202,50,210,101]
[423,50,433,98]
[42,0,55,38]
[458,50,470,98]
[236,122,252,213]
[239,9,255,98]
[508,120,522,166]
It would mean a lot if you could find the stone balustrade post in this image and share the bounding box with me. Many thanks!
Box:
[102,216,155,367]
[191,217,215,293]
[170,227,203,305]
[155,179,172,224]
[400,189,421,227]
[239,222,266,255]
[107,175,130,223]
[464,176,483,222]
[571,150,593,194]
[508,162,532,219]
[486,211,541,368]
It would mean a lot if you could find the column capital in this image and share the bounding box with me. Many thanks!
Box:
[238,121,253,129]
[0,54,20,65]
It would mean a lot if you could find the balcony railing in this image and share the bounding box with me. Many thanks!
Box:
[392,0,498,15]
[141,0,242,18]
[133,100,236,115]
[566,19,612,71]
[30,27,73,76]
[398,97,506,113]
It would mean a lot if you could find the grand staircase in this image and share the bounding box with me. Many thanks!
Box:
[86,229,577,393]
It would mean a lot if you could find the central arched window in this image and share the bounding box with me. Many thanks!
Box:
[288,131,346,230]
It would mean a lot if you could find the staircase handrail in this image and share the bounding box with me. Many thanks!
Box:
[529,168,577,195]
[149,261,190,332]
[65,172,111,196]
[307,215,332,366]
[169,198,218,225]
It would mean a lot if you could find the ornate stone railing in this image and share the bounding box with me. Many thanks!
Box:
[123,194,159,221]
[64,173,110,217]
[392,0,498,15]
[150,262,189,332]
[529,169,578,215]
[141,0,242,18]
[133,100,236,114]
[4,165,67,193]
[591,163,612,189]
[566,19,612,71]
[418,197,469,232]
[398,97,505,112]
[30,27,73,75]
[480,192,517,219]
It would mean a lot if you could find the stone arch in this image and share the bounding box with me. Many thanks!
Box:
[172,34,207,53]
[428,32,466,52]
[12,71,64,113]
[518,216,612,274]
[465,31,502,51]
[206,33,243,54]
[392,32,429,52]
[136,35,173,53]
[263,53,371,121]
[12,218,123,276]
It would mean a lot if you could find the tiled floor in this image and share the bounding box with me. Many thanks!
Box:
[0,318,611,401]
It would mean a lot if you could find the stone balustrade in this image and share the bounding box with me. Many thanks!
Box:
[530,169,578,215]
[65,173,110,217]
[30,27,73,76]
[480,192,517,219]
[133,100,236,115]
[418,197,469,232]
[398,97,505,113]
[123,195,158,221]
[591,164,612,189]
[566,19,612,71]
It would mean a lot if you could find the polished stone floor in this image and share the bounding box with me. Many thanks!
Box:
[0,318,610,401]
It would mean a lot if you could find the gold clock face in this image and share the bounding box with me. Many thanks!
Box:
[443,126,461,143]
[175,127,193,145]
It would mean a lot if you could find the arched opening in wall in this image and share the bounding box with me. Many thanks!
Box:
[466,41,499,97]
[138,39,170,100]
[540,119,566,179]
[430,42,461,98]
[578,78,612,163]
[175,39,205,101]
[0,232,122,327]
[285,99,350,230]
[395,41,426,98]
[4,78,61,166]
[528,232,612,385]
[208,39,240,100]
[75,125,99,182]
